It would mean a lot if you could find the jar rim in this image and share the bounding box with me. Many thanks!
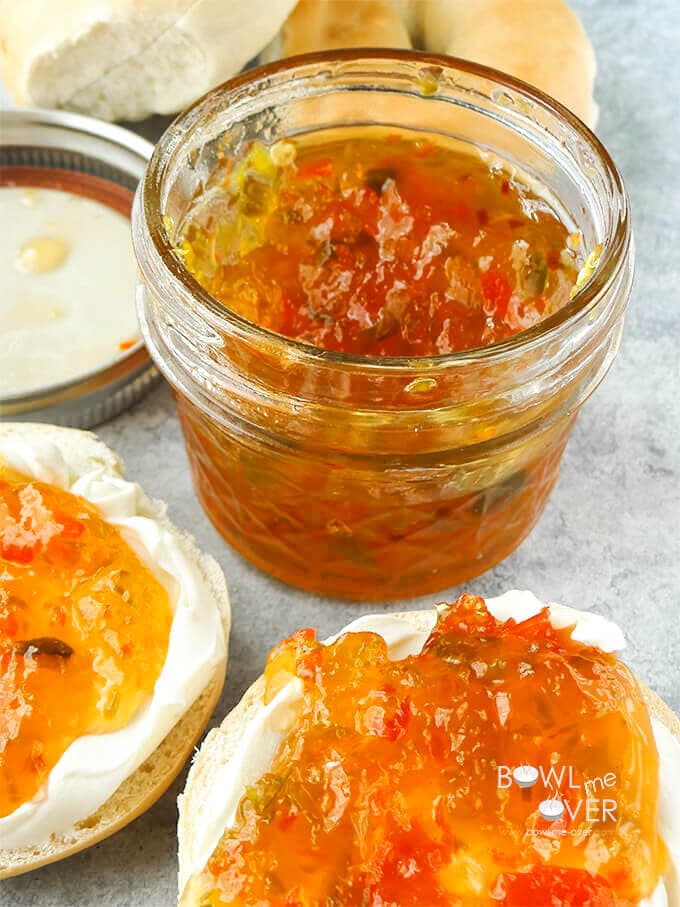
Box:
[139,49,631,371]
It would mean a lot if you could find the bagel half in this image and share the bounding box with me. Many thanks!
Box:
[262,0,411,58]
[266,0,598,128]
[177,608,680,903]
[0,423,231,878]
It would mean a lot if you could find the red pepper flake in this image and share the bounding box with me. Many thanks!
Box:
[501,179,511,195]
[31,742,47,775]
[2,613,19,637]
[278,291,299,337]
[452,200,474,227]
[1,543,34,564]
[414,141,436,158]
[492,867,616,907]
[297,649,323,683]
[279,188,300,205]
[296,158,334,181]
[480,268,512,319]
[384,698,412,741]
[291,628,317,646]
[118,339,137,352]
[279,806,298,831]
[54,514,85,540]
[546,249,561,270]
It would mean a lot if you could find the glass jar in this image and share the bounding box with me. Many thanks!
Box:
[133,52,633,601]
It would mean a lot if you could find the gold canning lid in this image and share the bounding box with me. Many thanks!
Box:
[0,108,159,428]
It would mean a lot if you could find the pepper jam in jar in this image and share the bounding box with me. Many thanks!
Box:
[133,53,633,601]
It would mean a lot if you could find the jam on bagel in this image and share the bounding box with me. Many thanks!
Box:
[192,594,665,906]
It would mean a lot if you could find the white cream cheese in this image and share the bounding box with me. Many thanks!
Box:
[187,590,679,907]
[0,438,228,849]
[0,186,139,397]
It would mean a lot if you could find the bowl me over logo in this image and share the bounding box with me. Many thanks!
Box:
[498,762,619,825]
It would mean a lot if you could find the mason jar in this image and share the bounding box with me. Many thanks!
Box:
[132,51,633,601]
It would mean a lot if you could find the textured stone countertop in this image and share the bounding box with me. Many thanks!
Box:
[2,1,679,904]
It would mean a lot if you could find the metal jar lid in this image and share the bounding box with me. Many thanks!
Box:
[0,107,159,428]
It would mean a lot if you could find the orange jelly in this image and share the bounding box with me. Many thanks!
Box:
[178,136,581,357]
[193,595,665,907]
[0,465,172,818]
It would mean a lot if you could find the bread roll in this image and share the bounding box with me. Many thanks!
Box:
[0,0,298,121]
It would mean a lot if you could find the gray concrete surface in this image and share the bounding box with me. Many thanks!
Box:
[1,0,679,903]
